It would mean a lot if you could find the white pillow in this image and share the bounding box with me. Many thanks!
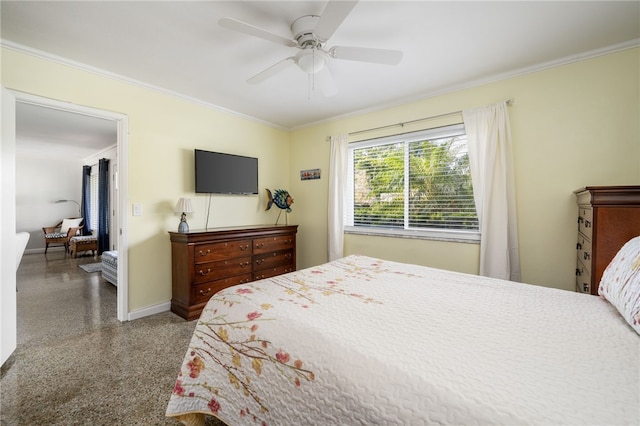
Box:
[598,236,640,334]
[60,218,83,233]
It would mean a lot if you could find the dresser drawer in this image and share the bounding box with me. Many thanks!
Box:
[194,240,252,263]
[254,249,294,271]
[576,234,592,273]
[193,274,252,305]
[577,207,593,238]
[254,234,295,255]
[170,225,298,320]
[253,264,295,281]
[194,256,252,283]
[575,258,591,293]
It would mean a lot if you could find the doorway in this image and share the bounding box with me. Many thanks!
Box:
[12,91,129,322]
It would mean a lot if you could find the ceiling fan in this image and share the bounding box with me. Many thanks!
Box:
[218,0,403,96]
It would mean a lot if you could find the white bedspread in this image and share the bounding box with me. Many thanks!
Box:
[166,255,640,425]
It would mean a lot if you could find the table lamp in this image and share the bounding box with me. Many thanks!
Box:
[174,198,194,233]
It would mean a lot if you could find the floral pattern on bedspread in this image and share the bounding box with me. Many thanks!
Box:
[166,256,385,425]
[167,255,640,426]
[171,309,314,423]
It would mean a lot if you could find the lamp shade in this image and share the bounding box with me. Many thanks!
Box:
[54,199,81,215]
[174,198,194,213]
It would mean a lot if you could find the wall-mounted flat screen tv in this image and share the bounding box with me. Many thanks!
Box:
[195,149,258,194]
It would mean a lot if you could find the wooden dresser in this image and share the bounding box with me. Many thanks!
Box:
[169,224,298,320]
[574,186,640,295]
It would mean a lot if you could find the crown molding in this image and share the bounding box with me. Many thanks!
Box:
[0,39,286,130]
[293,38,640,131]
[3,37,638,132]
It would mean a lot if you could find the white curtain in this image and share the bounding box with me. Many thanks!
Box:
[463,102,521,281]
[327,134,349,261]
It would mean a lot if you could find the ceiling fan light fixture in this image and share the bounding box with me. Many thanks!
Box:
[296,49,327,74]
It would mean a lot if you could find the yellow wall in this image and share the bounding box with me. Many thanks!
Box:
[2,48,290,312]
[290,48,640,291]
[3,46,638,315]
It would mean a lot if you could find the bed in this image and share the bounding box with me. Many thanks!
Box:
[101,250,118,286]
[166,241,640,425]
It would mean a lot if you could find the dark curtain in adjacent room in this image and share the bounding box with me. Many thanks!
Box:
[80,165,92,236]
[98,158,110,254]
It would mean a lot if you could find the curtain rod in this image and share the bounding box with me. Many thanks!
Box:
[326,98,514,141]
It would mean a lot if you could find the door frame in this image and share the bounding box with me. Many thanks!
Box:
[11,90,129,322]
[1,87,18,365]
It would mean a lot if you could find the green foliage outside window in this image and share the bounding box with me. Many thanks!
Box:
[352,136,478,231]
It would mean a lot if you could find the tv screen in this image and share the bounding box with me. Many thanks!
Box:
[195,149,258,194]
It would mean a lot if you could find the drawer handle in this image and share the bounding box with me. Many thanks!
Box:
[584,220,591,228]
[576,242,582,250]
[199,288,212,296]
[285,239,292,244]
[584,252,590,260]
[255,259,264,265]
[198,268,211,276]
[256,274,265,280]
[240,244,249,251]
[255,243,265,249]
[240,261,250,268]
[198,249,211,256]
[577,216,583,224]
[576,268,581,276]
[285,253,292,259]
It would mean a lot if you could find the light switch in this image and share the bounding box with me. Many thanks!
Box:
[132,203,143,216]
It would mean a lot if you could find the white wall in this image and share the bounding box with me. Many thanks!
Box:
[16,146,84,252]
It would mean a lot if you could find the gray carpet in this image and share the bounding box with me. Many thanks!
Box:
[78,262,102,273]
[1,254,226,426]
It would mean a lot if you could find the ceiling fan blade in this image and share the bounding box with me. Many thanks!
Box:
[247,57,296,84]
[331,46,403,65]
[314,0,358,41]
[315,66,338,97]
[219,17,297,47]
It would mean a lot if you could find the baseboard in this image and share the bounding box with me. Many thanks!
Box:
[127,301,171,321]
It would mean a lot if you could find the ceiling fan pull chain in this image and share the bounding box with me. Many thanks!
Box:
[312,52,317,94]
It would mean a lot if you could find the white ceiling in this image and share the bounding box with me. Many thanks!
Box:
[2,1,639,137]
[15,102,117,158]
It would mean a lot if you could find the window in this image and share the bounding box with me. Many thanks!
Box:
[345,124,479,242]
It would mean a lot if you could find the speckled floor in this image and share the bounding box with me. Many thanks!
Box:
[1,251,224,425]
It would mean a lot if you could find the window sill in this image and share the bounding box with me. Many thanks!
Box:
[344,226,480,244]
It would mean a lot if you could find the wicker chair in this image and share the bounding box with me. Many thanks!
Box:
[42,218,84,254]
